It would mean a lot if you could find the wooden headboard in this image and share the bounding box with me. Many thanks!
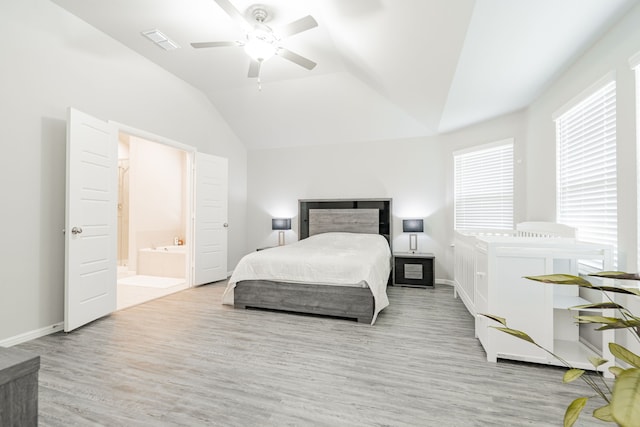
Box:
[299,199,392,244]
[309,209,379,236]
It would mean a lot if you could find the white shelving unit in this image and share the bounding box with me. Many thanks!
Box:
[553,295,593,310]
[454,232,614,375]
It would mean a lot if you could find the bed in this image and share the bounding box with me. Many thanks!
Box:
[222,199,392,324]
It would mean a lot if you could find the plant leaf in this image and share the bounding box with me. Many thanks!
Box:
[564,397,588,427]
[563,368,585,383]
[525,274,593,287]
[584,317,640,331]
[593,286,640,297]
[571,302,625,310]
[573,316,640,331]
[610,343,640,368]
[575,315,622,324]
[610,366,625,377]
[588,356,608,369]
[589,271,640,280]
[593,404,614,422]
[491,327,537,344]
[610,368,640,427]
[478,313,507,327]
[595,318,640,331]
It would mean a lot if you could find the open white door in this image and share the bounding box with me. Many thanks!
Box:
[64,108,117,332]
[193,152,228,285]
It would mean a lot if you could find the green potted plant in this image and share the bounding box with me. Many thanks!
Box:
[481,272,640,427]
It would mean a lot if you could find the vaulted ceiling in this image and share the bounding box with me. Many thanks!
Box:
[52,0,638,149]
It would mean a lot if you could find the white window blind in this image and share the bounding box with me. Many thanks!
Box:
[454,140,514,231]
[555,78,617,267]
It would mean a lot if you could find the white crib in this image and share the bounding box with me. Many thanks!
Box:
[453,223,614,376]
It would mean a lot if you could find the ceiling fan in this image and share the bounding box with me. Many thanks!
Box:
[191,0,318,80]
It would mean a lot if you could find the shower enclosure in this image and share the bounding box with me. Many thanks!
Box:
[117,159,130,267]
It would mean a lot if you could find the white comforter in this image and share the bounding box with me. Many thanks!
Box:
[222,232,391,324]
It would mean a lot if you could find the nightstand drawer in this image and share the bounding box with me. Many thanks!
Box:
[393,253,434,287]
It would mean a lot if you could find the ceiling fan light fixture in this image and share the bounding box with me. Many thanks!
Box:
[244,29,277,62]
[191,1,318,77]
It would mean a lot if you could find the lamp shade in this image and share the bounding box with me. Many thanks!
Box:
[402,219,424,233]
[272,218,292,230]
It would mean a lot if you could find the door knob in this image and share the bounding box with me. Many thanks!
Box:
[71,227,83,235]
[223,223,229,228]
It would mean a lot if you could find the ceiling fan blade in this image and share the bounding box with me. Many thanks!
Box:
[214,0,253,32]
[277,48,317,70]
[277,15,318,38]
[191,41,240,49]
[248,59,261,78]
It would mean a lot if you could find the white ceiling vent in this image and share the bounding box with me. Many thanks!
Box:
[141,29,180,51]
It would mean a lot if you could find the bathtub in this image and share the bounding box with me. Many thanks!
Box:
[138,245,186,278]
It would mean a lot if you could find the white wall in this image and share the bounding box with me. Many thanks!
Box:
[247,137,445,259]
[128,136,186,271]
[0,0,247,343]
[247,110,527,282]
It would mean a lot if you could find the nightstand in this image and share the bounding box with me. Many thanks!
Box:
[393,252,435,287]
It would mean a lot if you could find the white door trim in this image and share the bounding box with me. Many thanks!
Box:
[110,121,196,153]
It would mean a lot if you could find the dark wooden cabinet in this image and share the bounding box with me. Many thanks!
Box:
[393,252,435,287]
[0,347,40,427]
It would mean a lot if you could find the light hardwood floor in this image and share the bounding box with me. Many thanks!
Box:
[18,282,605,426]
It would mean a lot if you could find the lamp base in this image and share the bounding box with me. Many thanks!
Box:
[409,233,417,253]
[278,231,285,246]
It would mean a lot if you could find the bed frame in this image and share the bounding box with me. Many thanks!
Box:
[234,198,392,323]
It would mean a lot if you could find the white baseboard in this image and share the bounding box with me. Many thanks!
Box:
[436,279,455,287]
[0,322,64,347]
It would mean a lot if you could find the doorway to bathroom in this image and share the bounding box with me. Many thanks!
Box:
[64,108,229,331]
[116,132,190,310]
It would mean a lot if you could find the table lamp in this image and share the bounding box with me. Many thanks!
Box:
[403,219,424,253]
[272,218,291,246]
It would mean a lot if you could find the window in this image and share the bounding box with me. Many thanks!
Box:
[454,139,514,231]
[554,75,617,266]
